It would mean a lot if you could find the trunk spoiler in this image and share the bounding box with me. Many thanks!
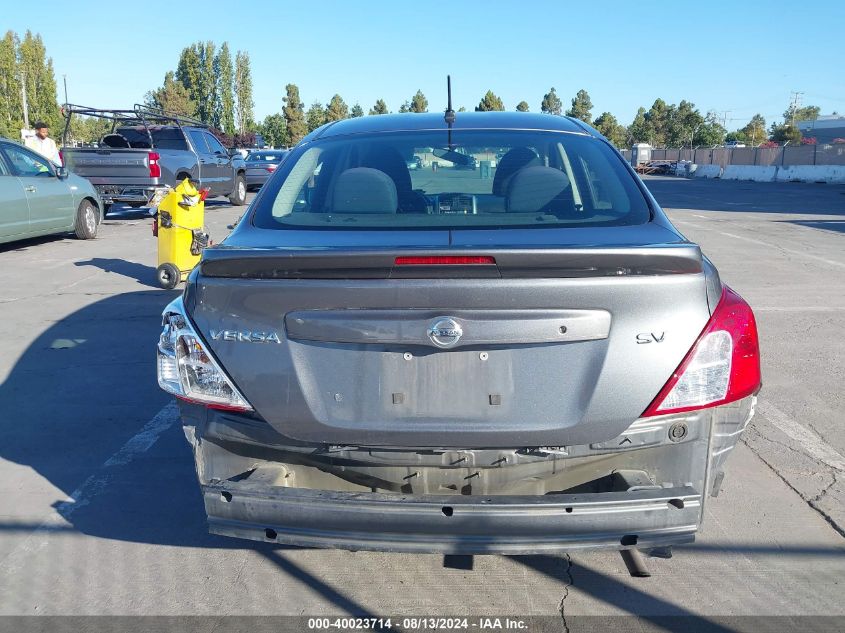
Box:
[199,245,703,280]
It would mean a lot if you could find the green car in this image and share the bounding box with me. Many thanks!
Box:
[0,138,102,245]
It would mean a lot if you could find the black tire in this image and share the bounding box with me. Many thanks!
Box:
[102,203,112,218]
[74,199,99,240]
[228,174,247,206]
[156,263,181,289]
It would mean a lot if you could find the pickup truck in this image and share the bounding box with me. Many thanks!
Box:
[61,106,248,215]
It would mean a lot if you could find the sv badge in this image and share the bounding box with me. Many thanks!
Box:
[636,332,665,344]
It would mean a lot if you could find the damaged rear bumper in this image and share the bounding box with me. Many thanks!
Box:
[204,481,700,554]
[180,395,755,554]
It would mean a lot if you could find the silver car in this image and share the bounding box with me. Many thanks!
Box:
[244,150,289,190]
[0,139,101,244]
[157,112,761,556]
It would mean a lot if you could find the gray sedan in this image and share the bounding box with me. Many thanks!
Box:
[245,150,289,190]
[157,112,761,557]
[0,139,102,245]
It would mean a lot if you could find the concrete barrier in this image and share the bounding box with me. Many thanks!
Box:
[721,165,777,182]
[694,164,722,179]
[774,165,845,184]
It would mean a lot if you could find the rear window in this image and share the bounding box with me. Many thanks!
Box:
[252,130,650,230]
[115,127,189,150]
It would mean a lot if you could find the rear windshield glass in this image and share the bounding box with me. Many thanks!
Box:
[252,130,650,230]
[115,127,189,150]
[248,152,287,162]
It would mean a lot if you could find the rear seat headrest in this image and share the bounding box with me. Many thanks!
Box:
[506,166,572,214]
[331,167,398,213]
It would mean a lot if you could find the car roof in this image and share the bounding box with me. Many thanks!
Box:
[307,111,597,140]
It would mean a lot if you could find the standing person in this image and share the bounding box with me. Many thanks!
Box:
[25,122,61,165]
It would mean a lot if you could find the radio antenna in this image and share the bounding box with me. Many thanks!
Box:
[444,75,455,147]
[444,75,455,124]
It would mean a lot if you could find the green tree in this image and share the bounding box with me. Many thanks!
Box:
[516,101,529,112]
[176,42,216,124]
[784,103,820,125]
[540,87,562,115]
[457,106,466,112]
[410,90,428,113]
[643,98,671,146]
[325,94,348,122]
[369,99,388,115]
[350,103,364,118]
[475,90,504,111]
[592,112,627,148]
[0,31,22,139]
[145,71,196,117]
[628,107,648,144]
[17,31,60,131]
[306,100,326,132]
[65,114,111,144]
[175,44,200,103]
[198,41,217,124]
[666,100,703,148]
[234,51,254,134]
[565,89,593,123]
[213,43,235,134]
[398,100,410,113]
[770,123,802,144]
[693,111,725,147]
[260,113,286,148]
[283,83,307,145]
[740,114,767,146]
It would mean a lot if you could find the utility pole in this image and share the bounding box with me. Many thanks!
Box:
[19,70,29,129]
[789,91,803,127]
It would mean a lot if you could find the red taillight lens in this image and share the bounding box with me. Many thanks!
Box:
[394,256,496,266]
[58,149,63,165]
[148,152,161,178]
[641,286,761,417]
[266,165,277,172]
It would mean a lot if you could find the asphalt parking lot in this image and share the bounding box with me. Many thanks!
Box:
[0,178,844,626]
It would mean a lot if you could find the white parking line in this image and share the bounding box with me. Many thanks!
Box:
[758,401,845,472]
[673,220,845,270]
[0,402,179,575]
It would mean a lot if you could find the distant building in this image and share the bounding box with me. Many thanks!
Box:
[796,115,845,144]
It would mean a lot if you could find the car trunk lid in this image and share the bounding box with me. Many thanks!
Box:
[187,224,710,448]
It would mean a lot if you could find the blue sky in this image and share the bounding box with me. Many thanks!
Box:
[6,0,844,129]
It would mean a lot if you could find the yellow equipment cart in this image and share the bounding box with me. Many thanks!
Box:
[154,179,210,289]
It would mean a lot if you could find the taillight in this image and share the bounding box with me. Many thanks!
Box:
[157,297,253,412]
[266,164,277,172]
[149,152,161,178]
[641,286,761,417]
[395,256,496,266]
[58,149,63,165]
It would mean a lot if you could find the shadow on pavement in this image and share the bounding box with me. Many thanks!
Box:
[782,219,845,235]
[74,257,159,287]
[0,234,68,254]
[644,177,845,216]
[0,290,240,549]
